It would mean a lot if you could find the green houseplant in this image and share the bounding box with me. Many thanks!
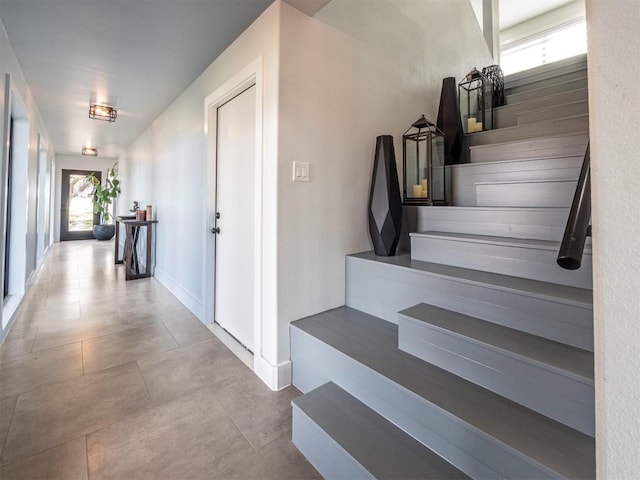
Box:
[87,162,121,241]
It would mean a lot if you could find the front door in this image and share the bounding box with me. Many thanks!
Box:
[60,169,100,241]
[213,84,256,352]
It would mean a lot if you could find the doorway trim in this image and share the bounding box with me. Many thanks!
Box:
[204,57,269,386]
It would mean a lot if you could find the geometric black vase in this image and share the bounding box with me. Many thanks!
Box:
[437,77,464,165]
[368,135,403,256]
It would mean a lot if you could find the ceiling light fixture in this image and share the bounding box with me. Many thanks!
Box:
[82,147,98,156]
[89,104,117,122]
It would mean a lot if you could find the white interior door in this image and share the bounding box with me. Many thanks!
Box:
[214,84,256,352]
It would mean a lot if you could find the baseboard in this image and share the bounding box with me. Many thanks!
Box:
[254,355,292,391]
[154,267,205,321]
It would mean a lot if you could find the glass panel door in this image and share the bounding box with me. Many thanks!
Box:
[60,169,101,241]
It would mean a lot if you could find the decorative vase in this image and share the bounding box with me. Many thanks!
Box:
[93,224,115,241]
[437,77,464,165]
[368,135,402,256]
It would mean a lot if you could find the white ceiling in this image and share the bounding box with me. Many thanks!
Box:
[1,0,286,158]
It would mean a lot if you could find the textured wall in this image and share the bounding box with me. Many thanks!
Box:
[587,0,640,476]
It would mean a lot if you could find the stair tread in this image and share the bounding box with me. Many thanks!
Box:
[516,98,588,116]
[399,302,593,381]
[469,131,589,152]
[292,307,595,478]
[475,178,576,185]
[351,252,592,309]
[293,382,469,479]
[455,154,583,168]
[504,54,587,83]
[496,87,588,110]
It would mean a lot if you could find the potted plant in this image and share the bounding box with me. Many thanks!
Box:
[87,162,121,241]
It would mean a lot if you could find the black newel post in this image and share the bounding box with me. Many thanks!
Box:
[437,77,464,165]
[368,135,402,256]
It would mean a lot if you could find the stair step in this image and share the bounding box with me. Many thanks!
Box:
[414,206,571,242]
[517,99,589,125]
[506,69,587,95]
[410,231,592,289]
[496,88,588,128]
[507,76,588,104]
[346,253,593,350]
[292,382,468,479]
[291,307,595,479]
[397,303,594,436]
[470,132,589,163]
[452,156,582,206]
[467,115,589,147]
[504,54,587,88]
[476,178,577,208]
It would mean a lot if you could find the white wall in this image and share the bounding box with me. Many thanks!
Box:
[274,0,492,364]
[0,21,55,343]
[587,0,640,476]
[53,154,119,242]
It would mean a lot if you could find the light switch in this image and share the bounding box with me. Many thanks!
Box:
[292,161,310,182]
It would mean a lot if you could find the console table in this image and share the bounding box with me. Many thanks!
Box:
[115,216,158,280]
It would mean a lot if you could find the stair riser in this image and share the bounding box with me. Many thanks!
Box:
[292,406,374,479]
[495,89,588,128]
[291,326,559,479]
[345,256,594,350]
[467,116,589,147]
[476,179,577,208]
[453,159,582,207]
[505,56,587,87]
[415,206,570,242]
[398,317,594,436]
[470,133,589,163]
[507,77,588,104]
[410,235,592,289]
[517,101,589,125]
[506,70,587,95]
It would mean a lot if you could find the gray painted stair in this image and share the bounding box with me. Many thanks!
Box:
[451,155,582,206]
[507,76,588,104]
[495,88,588,128]
[517,99,589,125]
[397,303,594,436]
[292,382,469,479]
[414,206,572,242]
[504,54,587,90]
[410,231,592,289]
[505,69,586,95]
[470,132,589,163]
[291,307,595,479]
[346,253,593,350]
[475,178,577,208]
[467,114,589,147]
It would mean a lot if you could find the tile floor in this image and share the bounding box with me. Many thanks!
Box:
[0,241,320,479]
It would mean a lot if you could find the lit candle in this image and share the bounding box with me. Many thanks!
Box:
[474,121,483,132]
[467,117,476,133]
[421,179,428,197]
[412,184,423,198]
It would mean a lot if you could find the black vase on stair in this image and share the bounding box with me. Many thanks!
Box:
[368,135,402,256]
[437,77,464,165]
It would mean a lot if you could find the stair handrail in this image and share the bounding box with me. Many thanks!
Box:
[557,143,591,270]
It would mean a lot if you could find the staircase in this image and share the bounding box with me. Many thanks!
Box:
[290,54,594,479]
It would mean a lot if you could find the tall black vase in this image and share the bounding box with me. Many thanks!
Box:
[437,77,464,165]
[368,135,402,256]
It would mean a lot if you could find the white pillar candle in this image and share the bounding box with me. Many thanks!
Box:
[467,117,477,133]
[474,121,483,132]
[421,179,428,197]
[412,184,424,197]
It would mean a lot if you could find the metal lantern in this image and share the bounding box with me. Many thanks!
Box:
[458,67,493,133]
[402,115,447,206]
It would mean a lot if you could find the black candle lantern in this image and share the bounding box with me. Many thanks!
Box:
[459,67,493,134]
[402,115,447,206]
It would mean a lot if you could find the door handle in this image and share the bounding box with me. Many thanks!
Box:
[211,227,220,235]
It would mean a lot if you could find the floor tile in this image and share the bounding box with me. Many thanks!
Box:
[0,326,38,359]
[82,323,179,374]
[163,315,214,346]
[0,396,17,453]
[214,434,321,479]
[87,387,253,480]
[0,436,88,480]
[1,362,150,464]
[137,338,253,405]
[0,343,83,399]
[31,313,123,352]
[17,304,81,327]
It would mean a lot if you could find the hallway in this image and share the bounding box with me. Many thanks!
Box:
[0,241,319,479]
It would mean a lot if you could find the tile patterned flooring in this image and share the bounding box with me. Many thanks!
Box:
[0,241,320,479]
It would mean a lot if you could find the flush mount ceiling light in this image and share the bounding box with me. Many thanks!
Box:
[82,147,98,156]
[89,104,117,122]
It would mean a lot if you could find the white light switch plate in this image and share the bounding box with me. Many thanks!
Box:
[293,161,310,182]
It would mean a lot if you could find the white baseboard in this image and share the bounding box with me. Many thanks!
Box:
[254,355,292,391]
[154,267,205,321]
